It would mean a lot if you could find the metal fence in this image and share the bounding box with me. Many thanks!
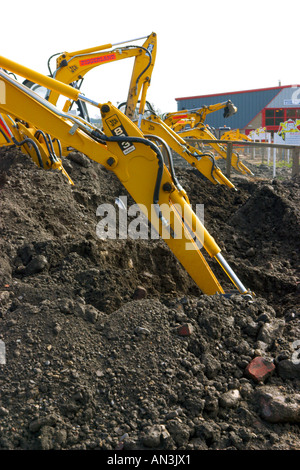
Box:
[185,139,300,180]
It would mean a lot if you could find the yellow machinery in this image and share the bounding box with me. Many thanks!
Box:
[25,33,157,124]
[0,40,251,182]
[41,37,249,183]
[0,55,252,298]
[220,129,252,142]
[163,101,237,131]
[5,33,237,190]
[220,129,252,156]
[0,34,158,179]
[136,102,236,189]
[163,102,253,176]
[0,111,74,184]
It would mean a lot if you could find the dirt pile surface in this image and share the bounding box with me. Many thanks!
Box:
[0,147,299,451]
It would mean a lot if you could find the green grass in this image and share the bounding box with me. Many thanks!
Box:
[267,160,292,168]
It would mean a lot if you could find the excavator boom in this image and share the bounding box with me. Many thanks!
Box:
[3,37,239,188]
[163,101,253,176]
[220,129,252,142]
[42,33,157,122]
[164,100,238,129]
[16,37,250,180]
[139,111,235,189]
[180,126,253,176]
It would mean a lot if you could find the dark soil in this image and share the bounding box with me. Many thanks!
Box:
[0,147,299,451]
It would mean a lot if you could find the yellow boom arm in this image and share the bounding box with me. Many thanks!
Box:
[0,57,251,297]
[220,129,252,142]
[15,38,250,179]
[43,33,157,121]
[139,112,236,189]
[163,101,253,176]
[180,125,253,175]
[163,101,238,130]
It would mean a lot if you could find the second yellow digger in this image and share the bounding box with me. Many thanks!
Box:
[163,102,253,176]
[19,34,251,185]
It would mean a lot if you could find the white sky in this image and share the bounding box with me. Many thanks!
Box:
[1,0,299,114]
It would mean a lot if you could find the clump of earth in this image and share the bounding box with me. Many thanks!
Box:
[0,147,299,450]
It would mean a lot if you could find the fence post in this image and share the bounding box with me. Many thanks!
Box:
[226,142,233,178]
[292,147,300,177]
[273,148,276,178]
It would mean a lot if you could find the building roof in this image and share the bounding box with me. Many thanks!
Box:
[175,85,300,102]
[175,85,300,129]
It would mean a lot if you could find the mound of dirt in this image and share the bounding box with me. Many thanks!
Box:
[0,147,299,451]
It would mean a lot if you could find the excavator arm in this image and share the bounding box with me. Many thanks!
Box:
[164,100,237,129]
[2,34,156,174]
[180,125,253,176]
[19,39,251,179]
[139,111,236,189]
[0,112,74,184]
[0,56,251,298]
[37,33,157,122]
[220,129,252,142]
[163,101,253,176]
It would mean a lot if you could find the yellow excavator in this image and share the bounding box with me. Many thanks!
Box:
[163,102,253,176]
[0,33,158,182]
[220,128,252,155]
[163,101,237,131]
[2,33,237,189]
[17,33,157,160]
[0,55,252,298]
[126,101,236,189]
[40,32,157,123]
[43,39,249,183]
[220,128,252,141]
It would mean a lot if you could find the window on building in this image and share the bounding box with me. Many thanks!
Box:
[286,108,300,119]
[264,108,300,129]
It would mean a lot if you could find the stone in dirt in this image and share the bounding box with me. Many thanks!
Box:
[133,286,147,300]
[255,386,300,423]
[176,323,194,336]
[245,356,275,382]
[219,389,241,408]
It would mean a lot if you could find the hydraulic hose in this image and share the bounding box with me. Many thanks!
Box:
[0,112,44,168]
[142,133,183,191]
[0,127,10,143]
[90,129,166,225]
[35,129,58,164]
[122,45,152,88]
[13,135,44,168]
[47,52,63,77]
[52,138,62,158]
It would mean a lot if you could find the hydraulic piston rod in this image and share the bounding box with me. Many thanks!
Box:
[69,35,149,56]
[215,252,250,295]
